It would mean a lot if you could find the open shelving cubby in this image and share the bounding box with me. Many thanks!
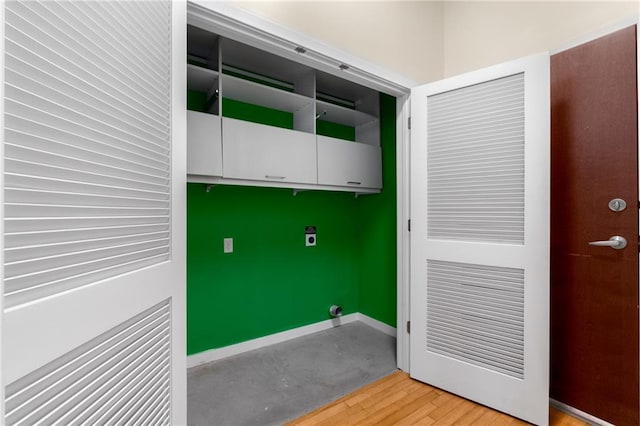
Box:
[186,23,383,193]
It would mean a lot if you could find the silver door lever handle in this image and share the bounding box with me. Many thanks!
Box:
[588,236,627,249]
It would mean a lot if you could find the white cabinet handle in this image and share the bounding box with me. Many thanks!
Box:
[347,181,361,185]
[265,175,286,180]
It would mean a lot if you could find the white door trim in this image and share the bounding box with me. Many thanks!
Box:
[186,0,414,372]
[171,2,188,423]
[0,0,5,420]
[396,94,411,371]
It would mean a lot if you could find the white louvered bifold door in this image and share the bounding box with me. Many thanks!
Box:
[1,1,186,424]
[410,54,550,425]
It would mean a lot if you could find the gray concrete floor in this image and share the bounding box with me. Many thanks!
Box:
[187,321,397,426]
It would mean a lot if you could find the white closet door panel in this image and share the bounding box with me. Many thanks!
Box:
[317,135,382,189]
[222,117,317,185]
[187,111,222,177]
[410,53,550,425]
[3,0,186,423]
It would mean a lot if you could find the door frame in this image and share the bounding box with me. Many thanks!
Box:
[186,0,415,371]
[182,4,640,419]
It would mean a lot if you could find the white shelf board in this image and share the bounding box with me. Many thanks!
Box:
[188,64,219,92]
[221,73,313,113]
[316,100,376,127]
[186,175,380,195]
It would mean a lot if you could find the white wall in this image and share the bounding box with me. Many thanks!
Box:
[233,1,638,85]
[443,1,639,77]
[232,1,444,84]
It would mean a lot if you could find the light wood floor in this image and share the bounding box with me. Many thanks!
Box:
[287,371,587,426]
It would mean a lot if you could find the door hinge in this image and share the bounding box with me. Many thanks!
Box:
[408,116,411,130]
[408,219,411,232]
[406,321,411,334]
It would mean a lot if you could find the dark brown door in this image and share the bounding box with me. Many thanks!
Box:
[551,25,639,426]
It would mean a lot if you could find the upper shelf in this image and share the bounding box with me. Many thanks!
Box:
[187,64,219,93]
[187,26,380,145]
[316,100,377,127]
[222,73,313,114]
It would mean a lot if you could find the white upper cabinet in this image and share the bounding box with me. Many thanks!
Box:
[188,111,222,177]
[317,136,382,189]
[186,24,383,193]
[315,71,382,190]
[222,118,317,184]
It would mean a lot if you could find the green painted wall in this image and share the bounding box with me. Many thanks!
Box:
[186,93,397,355]
[357,94,397,326]
[187,186,359,354]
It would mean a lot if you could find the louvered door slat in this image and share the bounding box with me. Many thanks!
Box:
[6,54,166,141]
[5,107,169,173]
[6,305,168,407]
[6,69,168,146]
[5,219,169,235]
[5,142,170,183]
[6,159,169,192]
[5,44,168,130]
[4,29,166,124]
[5,175,169,201]
[89,2,167,73]
[6,205,169,221]
[5,300,172,425]
[427,73,525,244]
[78,354,168,424]
[4,0,171,309]
[5,231,170,262]
[8,328,168,423]
[14,2,168,106]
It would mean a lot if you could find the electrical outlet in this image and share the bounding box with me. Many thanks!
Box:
[223,238,233,253]
[305,226,316,247]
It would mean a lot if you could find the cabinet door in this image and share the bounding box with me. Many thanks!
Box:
[222,117,317,184]
[317,135,382,189]
[187,111,222,177]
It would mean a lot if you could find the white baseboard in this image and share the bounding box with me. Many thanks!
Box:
[357,313,397,337]
[187,313,396,369]
[550,398,614,426]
